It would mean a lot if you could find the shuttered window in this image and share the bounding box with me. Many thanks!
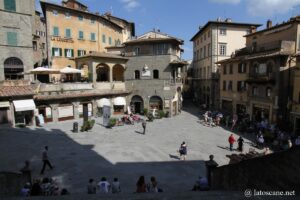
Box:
[52,48,62,57]
[53,27,59,36]
[78,31,84,40]
[64,49,74,58]
[65,28,71,38]
[7,32,17,46]
[109,37,112,45]
[90,33,96,41]
[4,0,16,11]
[102,34,106,43]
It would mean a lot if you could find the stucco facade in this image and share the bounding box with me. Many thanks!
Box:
[190,19,260,109]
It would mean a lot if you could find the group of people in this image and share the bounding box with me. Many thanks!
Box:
[20,177,69,197]
[202,111,223,127]
[86,176,162,194]
[87,177,121,194]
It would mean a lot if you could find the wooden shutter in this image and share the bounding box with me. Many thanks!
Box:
[7,32,17,46]
[64,49,67,57]
[4,0,16,11]
[59,48,62,56]
[52,48,55,56]
[77,50,80,56]
[71,49,74,57]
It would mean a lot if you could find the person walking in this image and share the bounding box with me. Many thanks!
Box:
[179,142,187,160]
[205,155,218,188]
[231,114,238,131]
[142,120,146,135]
[228,134,236,151]
[237,136,244,152]
[40,146,53,174]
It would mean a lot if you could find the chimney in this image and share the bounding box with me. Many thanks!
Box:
[250,26,257,34]
[267,20,272,29]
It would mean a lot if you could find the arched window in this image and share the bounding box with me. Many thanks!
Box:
[153,69,159,79]
[266,87,272,97]
[112,64,124,82]
[4,57,23,80]
[134,70,140,79]
[96,64,109,82]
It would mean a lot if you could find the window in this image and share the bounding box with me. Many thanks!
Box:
[238,63,246,73]
[78,31,84,40]
[223,81,226,91]
[134,47,140,56]
[53,27,59,36]
[91,18,95,24]
[78,15,83,21]
[33,41,37,51]
[52,47,62,57]
[267,62,273,74]
[228,81,233,91]
[53,10,58,16]
[196,50,199,60]
[223,64,227,74]
[77,49,86,57]
[299,92,300,103]
[252,86,258,96]
[204,34,206,41]
[90,33,96,41]
[115,39,121,45]
[207,44,211,56]
[4,0,16,11]
[155,43,169,55]
[65,12,71,19]
[153,70,159,79]
[220,28,226,35]
[204,46,206,58]
[65,28,71,38]
[109,37,112,45]
[200,48,203,59]
[7,32,17,46]
[237,81,246,92]
[41,43,45,50]
[229,64,233,74]
[102,34,106,43]
[208,30,211,38]
[4,57,23,80]
[64,49,74,58]
[266,87,272,97]
[134,70,140,79]
[219,43,227,56]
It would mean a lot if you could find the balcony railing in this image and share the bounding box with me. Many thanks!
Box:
[164,78,183,87]
[247,72,276,84]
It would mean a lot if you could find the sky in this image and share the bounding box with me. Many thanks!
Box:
[36,0,300,60]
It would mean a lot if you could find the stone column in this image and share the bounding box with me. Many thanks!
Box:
[73,102,80,120]
[51,104,59,123]
[92,99,98,117]
[109,64,113,83]
[10,103,15,127]
[92,61,97,83]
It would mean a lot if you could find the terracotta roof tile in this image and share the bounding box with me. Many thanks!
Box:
[0,86,35,97]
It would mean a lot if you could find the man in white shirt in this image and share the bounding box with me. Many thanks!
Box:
[98,177,110,194]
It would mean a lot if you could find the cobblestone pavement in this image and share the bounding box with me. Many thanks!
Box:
[0,102,261,194]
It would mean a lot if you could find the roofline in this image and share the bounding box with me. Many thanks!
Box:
[75,53,129,60]
[40,1,123,30]
[244,19,300,37]
[123,38,184,45]
[190,21,261,41]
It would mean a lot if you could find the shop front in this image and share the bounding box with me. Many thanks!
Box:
[13,99,36,126]
[0,101,10,124]
[58,104,74,121]
[252,104,271,122]
[96,98,111,116]
[113,97,126,114]
[37,105,53,123]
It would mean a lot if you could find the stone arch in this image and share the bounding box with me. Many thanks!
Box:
[112,64,124,82]
[96,63,110,82]
[130,95,144,114]
[4,57,24,80]
[149,96,163,110]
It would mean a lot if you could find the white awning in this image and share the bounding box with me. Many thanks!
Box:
[97,98,111,107]
[0,101,10,108]
[113,97,126,106]
[13,99,36,112]
[60,67,82,74]
[28,67,60,74]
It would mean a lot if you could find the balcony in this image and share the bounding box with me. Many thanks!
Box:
[94,82,126,91]
[246,72,276,84]
[38,82,93,93]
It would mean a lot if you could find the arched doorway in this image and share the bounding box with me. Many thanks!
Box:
[149,96,163,110]
[113,64,124,82]
[96,64,110,82]
[130,95,144,114]
[4,57,24,80]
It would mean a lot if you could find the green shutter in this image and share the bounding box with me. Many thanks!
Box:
[7,32,17,46]
[79,31,84,39]
[53,27,59,36]
[64,49,67,57]
[78,50,80,56]
[71,49,74,57]
[84,50,86,55]
[102,34,106,43]
[66,28,71,38]
[59,48,62,56]
[4,0,16,11]
[52,48,55,56]
[109,37,112,45]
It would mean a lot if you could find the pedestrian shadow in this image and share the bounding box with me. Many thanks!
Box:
[169,154,180,160]
[134,130,144,135]
[217,145,231,151]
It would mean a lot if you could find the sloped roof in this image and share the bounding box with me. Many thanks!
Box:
[0,86,35,97]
